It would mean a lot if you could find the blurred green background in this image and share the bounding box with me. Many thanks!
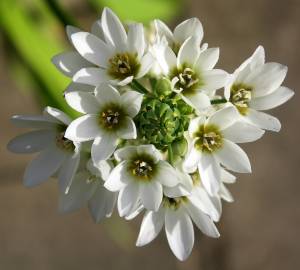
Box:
[0,0,299,269]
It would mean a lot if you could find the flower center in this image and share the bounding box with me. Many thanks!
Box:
[55,131,75,152]
[86,174,99,184]
[191,172,201,186]
[99,104,125,130]
[230,83,252,115]
[193,124,223,153]
[163,196,188,210]
[133,160,153,177]
[170,65,203,94]
[108,52,140,80]
[129,155,156,181]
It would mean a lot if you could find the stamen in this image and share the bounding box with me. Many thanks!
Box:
[163,196,188,210]
[230,84,252,115]
[194,125,223,153]
[108,53,139,80]
[132,159,153,179]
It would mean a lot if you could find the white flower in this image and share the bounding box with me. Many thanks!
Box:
[59,158,116,223]
[224,46,294,132]
[136,189,220,261]
[209,169,236,216]
[7,107,80,193]
[154,18,204,52]
[104,145,179,215]
[158,37,228,111]
[183,106,264,196]
[64,83,143,164]
[53,8,154,87]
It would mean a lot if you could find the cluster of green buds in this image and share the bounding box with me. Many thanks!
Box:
[134,78,193,160]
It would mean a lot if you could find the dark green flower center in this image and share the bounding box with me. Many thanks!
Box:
[108,52,140,80]
[99,104,125,130]
[193,124,223,153]
[163,196,188,210]
[128,154,156,181]
[230,83,252,115]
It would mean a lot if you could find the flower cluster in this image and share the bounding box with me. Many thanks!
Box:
[8,8,294,261]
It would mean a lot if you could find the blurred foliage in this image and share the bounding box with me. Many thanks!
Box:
[89,0,182,23]
[0,0,181,250]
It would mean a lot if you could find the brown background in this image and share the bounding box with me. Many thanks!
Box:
[0,0,299,269]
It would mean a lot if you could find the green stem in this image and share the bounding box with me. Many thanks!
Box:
[210,98,228,105]
[130,79,149,95]
[168,145,174,166]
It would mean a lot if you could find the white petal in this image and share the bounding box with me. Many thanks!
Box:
[160,46,177,74]
[164,184,191,197]
[125,204,143,220]
[52,51,91,77]
[140,182,163,211]
[188,116,206,137]
[183,148,201,173]
[215,139,251,173]
[181,92,211,111]
[64,82,95,94]
[7,130,55,154]
[187,203,220,238]
[207,106,239,130]
[221,168,236,183]
[44,107,71,125]
[155,161,179,187]
[245,62,288,97]
[201,69,228,91]
[189,186,220,222]
[194,48,219,71]
[101,7,127,51]
[58,151,80,193]
[244,109,281,132]
[116,76,134,86]
[69,31,113,67]
[65,114,100,142]
[91,134,118,163]
[114,146,138,162]
[198,154,221,196]
[65,91,99,114]
[73,67,110,86]
[88,185,117,222]
[219,183,234,202]
[116,117,137,139]
[121,90,143,118]
[154,19,174,44]
[136,209,164,246]
[23,147,66,187]
[91,20,105,40]
[66,25,81,42]
[177,37,199,67]
[105,161,131,191]
[59,171,96,213]
[95,83,121,106]
[136,53,154,79]
[249,86,294,111]
[127,23,145,59]
[10,115,57,129]
[117,182,140,217]
[222,121,265,143]
[137,145,162,163]
[165,208,194,261]
[234,45,265,75]
[174,18,203,45]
